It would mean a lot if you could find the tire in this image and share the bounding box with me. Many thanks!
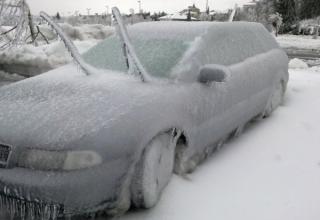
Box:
[264,82,284,117]
[131,133,175,209]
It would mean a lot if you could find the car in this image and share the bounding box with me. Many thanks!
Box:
[0,7,288,219]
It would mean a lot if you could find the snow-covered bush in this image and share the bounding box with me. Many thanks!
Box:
[0,40,98,76]
[298,17,320,35]
[37,24,114,41]
[0,0,31,50]
[268,13,283,36]
[289,58,309,69]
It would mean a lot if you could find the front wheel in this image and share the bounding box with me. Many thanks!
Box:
[131,133,175,209]
[264,82,285,117]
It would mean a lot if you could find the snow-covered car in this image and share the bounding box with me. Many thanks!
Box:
[0,8,288,219]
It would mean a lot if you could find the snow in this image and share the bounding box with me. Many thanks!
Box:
[0,23,114,76]
[277,34,320,50]
[159,13,197,21]
[84,22,281,81]
[0,70,25,87]
[0,40,99,77]
[31,23,114,42]
[289,58,309,69]
[112,7,151,82]
[40,11,97,76]
[0,20,318,219]
[108,67,320,220]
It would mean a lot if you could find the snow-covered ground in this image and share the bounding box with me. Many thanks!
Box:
[0,64,319,220]
[0,24,114,77]
[277,34,320,50]
[0,30,320,219]
[0,40,99,76]
[0,70,25,87]
[94,65,319,220]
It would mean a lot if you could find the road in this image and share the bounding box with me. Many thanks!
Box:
[285,48,320,66]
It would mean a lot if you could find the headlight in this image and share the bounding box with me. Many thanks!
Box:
[18,149,102,171]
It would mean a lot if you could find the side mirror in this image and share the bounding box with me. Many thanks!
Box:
[198,64,229,84]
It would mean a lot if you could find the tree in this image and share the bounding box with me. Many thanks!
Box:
[299,0,320,19]
[275,0,297,33]
[56,12,61,20]
[0,0,31,50]
[0,0,50,50]
[269,12,283,36]
[151,12,158,21]
[187,10,191,21]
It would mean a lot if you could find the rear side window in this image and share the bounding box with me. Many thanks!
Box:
[174,23,279,81]
[203,23,279,66]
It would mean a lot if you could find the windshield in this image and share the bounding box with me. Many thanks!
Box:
[83,35,190,79]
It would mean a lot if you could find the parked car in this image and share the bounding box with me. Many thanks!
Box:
[0,8,288,219]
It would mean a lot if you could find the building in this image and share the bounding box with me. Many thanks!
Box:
[158,13,198,21]
[242,0,258,13]
[180,4,201,19]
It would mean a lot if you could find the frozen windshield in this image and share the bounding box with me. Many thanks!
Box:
[83,35,190,78]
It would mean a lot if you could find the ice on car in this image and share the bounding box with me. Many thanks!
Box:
[0,9,288,219]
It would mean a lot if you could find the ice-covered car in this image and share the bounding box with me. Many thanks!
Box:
[0,8,288,219]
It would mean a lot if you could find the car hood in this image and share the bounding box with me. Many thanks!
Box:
[0,65,185,150]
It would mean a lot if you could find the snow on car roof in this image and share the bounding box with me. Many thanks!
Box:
[84,21,280,80]
[127,21,216,41]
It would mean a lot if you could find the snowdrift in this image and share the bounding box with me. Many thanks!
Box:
[0,40,99,77]
[37,23,114,41]
[0,24,114,76]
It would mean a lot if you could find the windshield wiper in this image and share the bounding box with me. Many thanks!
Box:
[40,11,96,76]
[112,7,151,82]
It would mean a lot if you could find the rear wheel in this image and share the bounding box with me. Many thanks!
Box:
[131,133,175,208]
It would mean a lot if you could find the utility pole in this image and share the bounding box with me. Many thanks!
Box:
[138,0,142,14]
[86,8,91,16]
[105,5,109,15]
[206,0,209,12]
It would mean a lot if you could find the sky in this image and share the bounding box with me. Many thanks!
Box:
[27,0,251,16]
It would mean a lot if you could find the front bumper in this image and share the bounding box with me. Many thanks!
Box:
[0,157,131,218]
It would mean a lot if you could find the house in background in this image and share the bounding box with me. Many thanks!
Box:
[158,13,198,21]
[180,4,201,19]
[242,0,258,14]
[159,4,201,21]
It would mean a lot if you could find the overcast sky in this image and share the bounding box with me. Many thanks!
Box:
[27,0,251,15]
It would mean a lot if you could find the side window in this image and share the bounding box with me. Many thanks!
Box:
[172,40,208,82]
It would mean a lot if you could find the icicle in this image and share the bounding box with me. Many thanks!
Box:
[112,7,151,82]
[0,191,62,220]
[39,11,98,76]
[0,0,30,50]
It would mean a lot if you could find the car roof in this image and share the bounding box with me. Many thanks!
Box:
[128,21,214,41]
[127,21,277,44]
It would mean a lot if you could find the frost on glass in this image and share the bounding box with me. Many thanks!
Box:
[83,36,189,79]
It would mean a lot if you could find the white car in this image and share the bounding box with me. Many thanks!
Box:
[0,8,288,219]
